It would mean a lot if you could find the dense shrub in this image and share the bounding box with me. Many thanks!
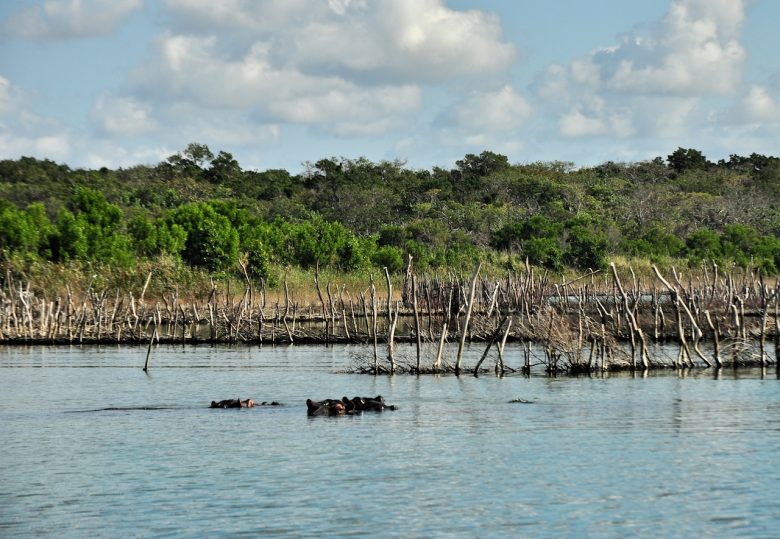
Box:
[3,146,780,277]
[169,202,240,272]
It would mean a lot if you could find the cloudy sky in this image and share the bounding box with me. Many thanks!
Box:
[1,0,779,172]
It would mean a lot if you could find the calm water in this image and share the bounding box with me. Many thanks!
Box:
[1,344,779,538]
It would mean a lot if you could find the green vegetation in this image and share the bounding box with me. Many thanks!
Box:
[2,145,780,286]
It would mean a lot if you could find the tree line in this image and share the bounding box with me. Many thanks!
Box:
[2,144,780,280]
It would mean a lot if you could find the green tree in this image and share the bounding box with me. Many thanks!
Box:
[128,213,186,258]
[0,202,54,258]
[452,151,510,201]
[51,209,87,262]
[720,224,780,271]
[207,151,242,185]
[372,245,404,273]
[564,224,608,270]
[66,188,134,264]
[684,228,721,264]
[170,202,239,272]
[524,237,564,272]
[243,235,272,282]
[667,147,710,175]
[491,215,563,270]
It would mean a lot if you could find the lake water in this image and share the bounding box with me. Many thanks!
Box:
[1,344,779,538]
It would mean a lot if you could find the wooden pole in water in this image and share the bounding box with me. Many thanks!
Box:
[654,266,712,368]
[143,326,157,372]
[759,282,773,367]
[314,264,329,344]
[360,291,370,337]
[413,274,421,373]
[496,317,512,375]
[371,275,378,371]
[611,264,649,369]
[327,282,337,339]
[671,269,713,368]
[384,267,393,322]
[433,287,453,371]
[774,292,780,370]
[347,292,358,337]
[705,310,722,368]
[387,300,399,374]
[473,316,508,376]
[456,262,481,376]
[283,278,294,343]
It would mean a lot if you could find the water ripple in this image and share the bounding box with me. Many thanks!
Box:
[1,344,779,537]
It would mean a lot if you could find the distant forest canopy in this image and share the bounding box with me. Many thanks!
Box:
[2,144,780,279]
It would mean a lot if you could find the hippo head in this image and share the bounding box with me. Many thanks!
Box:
[306,399,317,414]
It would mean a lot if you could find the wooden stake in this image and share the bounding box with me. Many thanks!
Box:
[412,274,421,373]
[143,326,157,372]
[456,262,481,375]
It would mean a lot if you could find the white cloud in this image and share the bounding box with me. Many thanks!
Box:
[570,59,602,88]
[597,0,746,96]
[440,85,531,133]
[0,132,71,161]
[163,0,515,84]
[535,65,572,106]
[433,86,533,156]
[81,143,174,169]
[270,85,421,136]
[559,109,608,138]
[33,134,71,156]
[92,95,156,136]
[634,96,699,138]
[327,0,366,17]
[558,100,634,139]
[291,0,516,83]
[5,0,143,40]
[151,103,283,147]
[534,0,749,143]
[0,77,13,117]
[127,34,422,136]
[732,85,780,124]
[162,0,313,33]
[0,75,74,162]
[43,0,517,167]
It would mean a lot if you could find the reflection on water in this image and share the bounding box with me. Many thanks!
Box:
[1,344,779,538]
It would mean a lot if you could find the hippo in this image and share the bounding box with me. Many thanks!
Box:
[210,398,255,408]
[306,398,346,416]
[308,395,396,416]
[358,395,396,411]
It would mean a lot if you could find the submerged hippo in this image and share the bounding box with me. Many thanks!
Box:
[209,399,282,408]
[210,398,255,409]
[307,395,396,416]
[306,398,345,416]
[346,395,396,412]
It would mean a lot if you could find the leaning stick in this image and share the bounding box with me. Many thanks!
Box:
[456,262,482,375]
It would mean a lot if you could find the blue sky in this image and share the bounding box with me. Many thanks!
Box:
[1,0,779,173]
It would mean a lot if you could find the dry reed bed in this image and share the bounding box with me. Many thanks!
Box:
[1,262,778,374]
